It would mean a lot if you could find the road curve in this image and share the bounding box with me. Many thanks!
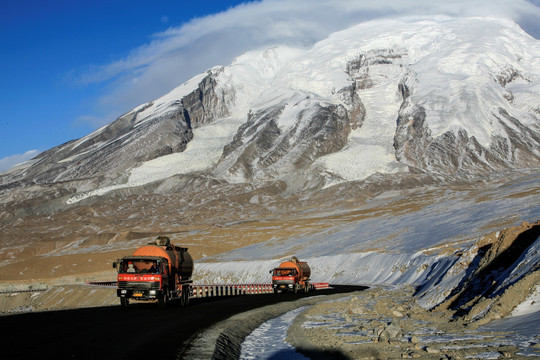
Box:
[0,285,366,359]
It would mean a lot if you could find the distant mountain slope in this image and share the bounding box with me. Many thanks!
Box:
[1,16,539,205]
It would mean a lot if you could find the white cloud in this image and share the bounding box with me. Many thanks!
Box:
[0,150,40,172]
[74,0,540,129]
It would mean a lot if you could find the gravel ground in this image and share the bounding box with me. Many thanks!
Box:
[287,287,538,360]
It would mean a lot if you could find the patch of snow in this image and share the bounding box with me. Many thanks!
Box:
[482,311,540,357]
[314,80,406,183]
[134,73,207,126]
[130,117,242,178]
[66,116,244,204]
[466,351,504,359]
[511,285,540,317]
[240,306,309,360]
[70,125,108,151]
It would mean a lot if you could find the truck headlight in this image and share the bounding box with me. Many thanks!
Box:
[149,290,156,295]
[121,290,127,294]
[288,284,293,288]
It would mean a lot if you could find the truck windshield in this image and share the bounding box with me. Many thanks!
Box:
[119,260,160,274]
[274,268,295,276]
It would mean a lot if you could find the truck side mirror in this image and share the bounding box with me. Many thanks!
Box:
[112,262,117,269]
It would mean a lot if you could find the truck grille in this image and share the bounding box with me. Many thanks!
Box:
[118,281,160,290]
[273,280,293,285]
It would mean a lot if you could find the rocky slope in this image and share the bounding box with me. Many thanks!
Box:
[287,286,539,359]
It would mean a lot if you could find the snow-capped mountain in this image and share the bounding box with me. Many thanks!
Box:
[1,16,540,205]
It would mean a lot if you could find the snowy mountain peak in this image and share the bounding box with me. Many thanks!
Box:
[2,16,540,203]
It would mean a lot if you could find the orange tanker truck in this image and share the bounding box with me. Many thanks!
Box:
[113,236,193,307]
[271,256,312,293]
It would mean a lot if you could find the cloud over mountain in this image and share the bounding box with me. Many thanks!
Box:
[72,0,540,129]
[0,150,39,173]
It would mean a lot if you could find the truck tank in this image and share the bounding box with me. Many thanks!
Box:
[277,260,311,281]
[132,237,193,279]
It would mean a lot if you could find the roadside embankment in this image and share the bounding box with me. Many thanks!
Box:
[283,221,540,360]
[0,284,117,315]
[287,286,539,359]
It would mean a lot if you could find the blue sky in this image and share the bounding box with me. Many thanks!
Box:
[1,0,540,171]
[0,0,248,170]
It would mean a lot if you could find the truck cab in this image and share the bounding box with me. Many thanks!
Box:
[271,267,297,292]
[115,256,169,306]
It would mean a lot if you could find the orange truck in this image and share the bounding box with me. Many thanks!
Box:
[271,257,312,293]
[113,236,193,307]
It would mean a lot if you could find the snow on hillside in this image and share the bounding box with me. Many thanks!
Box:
[65,16,540,204]
[314,73,406,183]
[212,15,539,177]
[67,116,244,204]
[132,73,208,126]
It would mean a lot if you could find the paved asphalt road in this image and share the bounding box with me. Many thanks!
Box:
[0,285,366,359]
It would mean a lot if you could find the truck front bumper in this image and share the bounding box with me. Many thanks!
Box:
[117,289,161,300]
[273,281,294,292]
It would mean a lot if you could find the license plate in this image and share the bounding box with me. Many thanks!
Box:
[133,293,143,297]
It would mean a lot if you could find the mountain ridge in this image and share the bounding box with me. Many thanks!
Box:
[1,16,539,208]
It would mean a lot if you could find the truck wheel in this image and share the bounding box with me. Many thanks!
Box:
[179,289,189,307]
[177,291,184,307]
[183,290,190,306]
[158,289,169,308]
[120,297,129,308]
